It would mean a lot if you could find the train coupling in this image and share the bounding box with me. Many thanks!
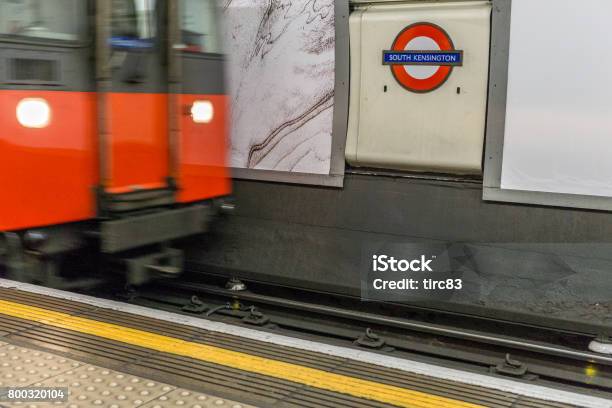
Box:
[125,247,184,286]
[214,198,236,215]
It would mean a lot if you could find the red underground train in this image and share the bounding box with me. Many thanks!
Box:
[0,0,231,286]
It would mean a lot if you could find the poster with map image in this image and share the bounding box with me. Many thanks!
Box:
[222,0,336,178]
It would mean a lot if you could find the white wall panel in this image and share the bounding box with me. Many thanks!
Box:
[346,1,491,175]
[501,0,612,197]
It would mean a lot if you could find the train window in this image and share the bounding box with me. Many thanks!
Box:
[111,0,157,48]
[0,0,87,42]
[179,0,221,54]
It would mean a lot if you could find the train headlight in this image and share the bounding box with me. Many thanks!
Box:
[191,100,214,124]
[17,98,51,128]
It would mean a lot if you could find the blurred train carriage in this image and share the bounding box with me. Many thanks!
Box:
[0,0,231,287]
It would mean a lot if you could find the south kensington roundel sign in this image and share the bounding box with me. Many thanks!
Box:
[383,23,463,93]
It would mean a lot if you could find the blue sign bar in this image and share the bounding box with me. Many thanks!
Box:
[110,37,155,50]
[383,51,463,66]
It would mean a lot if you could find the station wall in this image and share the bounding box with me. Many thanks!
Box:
[186,0,612,334]
[187,174,612,334]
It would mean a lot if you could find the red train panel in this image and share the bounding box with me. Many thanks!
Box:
[0,91,231,232]
[177,94,231,203]
[0,91,98,231]
[106,93,170,194]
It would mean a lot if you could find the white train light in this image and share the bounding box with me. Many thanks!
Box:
[191,100,214,124]
[17,98,52,129]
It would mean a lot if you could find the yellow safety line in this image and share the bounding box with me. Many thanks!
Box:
[0,299,483,408]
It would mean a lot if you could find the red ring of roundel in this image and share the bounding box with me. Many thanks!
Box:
[390,22,456,93]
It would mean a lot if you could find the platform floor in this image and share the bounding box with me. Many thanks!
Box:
[0,281,606,408]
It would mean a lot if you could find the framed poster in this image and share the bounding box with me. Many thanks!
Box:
[484,0,612,210]
[222,0,348,187]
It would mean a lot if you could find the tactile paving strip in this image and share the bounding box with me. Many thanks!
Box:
[35,365,173,407]
[0,345,82,387]
[0,344,257,408]
[141,388,249,408]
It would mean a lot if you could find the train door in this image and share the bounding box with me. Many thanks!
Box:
[93,0,230,284]
[97,0,173,212]
[175,0,231,203]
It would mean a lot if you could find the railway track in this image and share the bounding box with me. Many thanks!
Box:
[86,273,612,401]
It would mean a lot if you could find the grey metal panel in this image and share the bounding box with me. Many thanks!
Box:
[110,50,169,93]
[0,45,94,91]
[232,0,349,187]
[180,53,225,95]
[483,0,612,211]
[330,0,350,179]
[484,187,612,212]
[101,205,210,253]
[99,188,176,214]
[232,168,344,188]
[213,174,612,246]
[483,0,511,190]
